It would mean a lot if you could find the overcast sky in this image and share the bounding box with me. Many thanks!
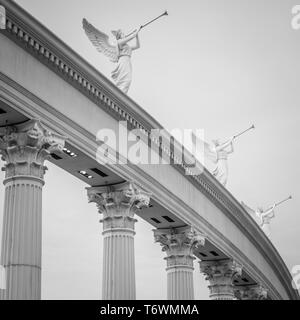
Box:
[0,0,299,299]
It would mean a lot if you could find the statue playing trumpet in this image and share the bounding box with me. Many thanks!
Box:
[82,11,168,94]
[203,125,255,186]
[242,196,292,238]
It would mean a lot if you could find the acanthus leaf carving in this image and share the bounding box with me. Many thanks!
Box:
[154,226,205,268]
[87,181,151,230]
[0,119,66,179]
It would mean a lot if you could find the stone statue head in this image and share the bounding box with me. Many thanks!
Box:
[212,139,221,146]
[257,206,264,213]
[111,29,124,40]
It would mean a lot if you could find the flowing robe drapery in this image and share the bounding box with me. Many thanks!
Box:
[212,149,229,186]
[111,44,132,93]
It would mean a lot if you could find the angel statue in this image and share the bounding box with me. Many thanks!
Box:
[192,125,254,186]
[83,19,140,94]
[202,137,234,186]
[191,132,234,186]
[241,203,276,238]
[211,137,234,186]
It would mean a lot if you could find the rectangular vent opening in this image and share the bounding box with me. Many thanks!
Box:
[90,168,108,177]
[199,253,207,257]
[242,278,249,283]
[51,153,63,160]
[162,215,175,223]
[150,218,161,224]
[0,108,6,114]
[209,251,219,257]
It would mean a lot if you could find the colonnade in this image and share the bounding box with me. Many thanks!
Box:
[0,120,268,300]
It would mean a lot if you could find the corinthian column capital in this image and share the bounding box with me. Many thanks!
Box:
[154,226,205,268]
[234,284,268,300]
[0,119,65,179]
[200,259,243,300]
[200,259,242,280]
[87,181,151,231]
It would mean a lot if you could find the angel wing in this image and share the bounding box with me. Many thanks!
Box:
[82,18,119,63]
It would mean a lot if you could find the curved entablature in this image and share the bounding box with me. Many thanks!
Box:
[0,0,298,300]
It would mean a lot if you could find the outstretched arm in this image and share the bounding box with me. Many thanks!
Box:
[215,137,234,152]
[117,30,139,46]
[261,205,275,218]
[131,33,140,50]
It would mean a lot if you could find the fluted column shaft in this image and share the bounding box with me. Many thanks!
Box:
[167,265,194,300]
[154,226,205,300]
[87,182,150,300]
[0,120,65,300]
[200,259,242,300]
[102,229,136,299]
[0,176,43,300]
